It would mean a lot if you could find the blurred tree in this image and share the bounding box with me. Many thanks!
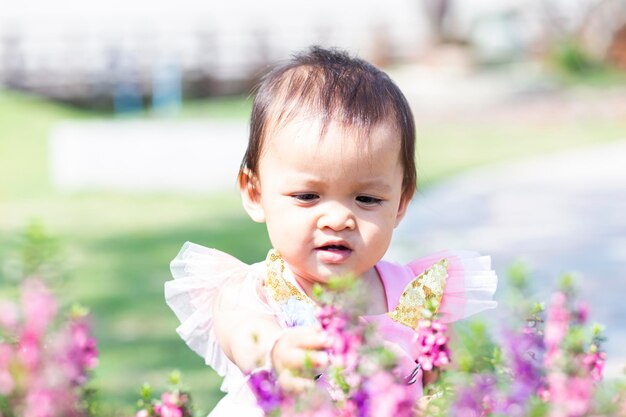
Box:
[607,21,626,70]
[421,0,454,45]
[1,31,25,89]
[539,0,626,73]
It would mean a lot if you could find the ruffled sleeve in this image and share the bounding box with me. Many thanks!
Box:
[164,242,271,387]
[363,251,497,378]
[405,250,498,323]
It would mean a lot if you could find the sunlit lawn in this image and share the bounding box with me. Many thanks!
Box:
[1,89,625,415]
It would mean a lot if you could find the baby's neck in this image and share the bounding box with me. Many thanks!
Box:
[361,266,389,315]
[293,266,389,316]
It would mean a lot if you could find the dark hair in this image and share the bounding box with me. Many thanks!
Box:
[240,46,416,200]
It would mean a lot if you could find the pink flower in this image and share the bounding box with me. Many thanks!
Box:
[21,279,57,338]
[135,409,149,417]
[0,343,12,367]
[158,402,183,417]
[70,319,99,370]
[17,332,41,371]
[564,377,594,416]
[72,320,99,367]
[55,317,99,386]
[368,371,413,417]
[583,351,606,382]
[547,373,594,417]
[23,388,55,417]
[0,343,14,394]
[319,304,363,378]
[538,386,550,401]
[413,319,450,371]
[0,300,18,331]
[545,292,570,366]
[0,370,14,395]
[574,301,589,325]
[161,391,180,406]
[150,390,191,417]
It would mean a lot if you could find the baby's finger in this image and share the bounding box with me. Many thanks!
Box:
[286,326,330,349]
[278,347,329,372]
[271,327,330,375]
[277,368,315,393]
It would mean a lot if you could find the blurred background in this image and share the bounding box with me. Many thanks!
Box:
[1,0,625,414]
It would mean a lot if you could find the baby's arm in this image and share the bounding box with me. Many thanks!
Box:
[212,285,328,391]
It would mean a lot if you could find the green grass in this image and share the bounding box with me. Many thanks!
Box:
[0,192,271,415]
[1,89,625,414]
[416,121,626,186]
[175,95,253,120]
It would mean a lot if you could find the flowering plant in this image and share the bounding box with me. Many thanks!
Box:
[249,268,625,417]
[426,267,625,417]
[0,222,99,417]
[248,276,451,417]
[0,278,98,417]
[134,371,194,417]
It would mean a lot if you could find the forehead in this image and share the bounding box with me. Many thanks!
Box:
[259,116,402,179]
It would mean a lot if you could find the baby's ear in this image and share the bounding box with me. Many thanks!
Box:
[394,194,411,228]
[238,169,266,223]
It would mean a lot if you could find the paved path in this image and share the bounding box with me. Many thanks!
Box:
[389,139,626,377]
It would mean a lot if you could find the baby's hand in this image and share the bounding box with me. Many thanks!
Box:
[271,326,329,392]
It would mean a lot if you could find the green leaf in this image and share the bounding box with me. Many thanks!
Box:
[140,383,152,401]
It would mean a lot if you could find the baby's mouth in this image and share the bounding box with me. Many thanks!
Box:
[315,244,352,263]
[316,244,351,252]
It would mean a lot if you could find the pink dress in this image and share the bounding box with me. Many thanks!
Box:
[165,242,498,417]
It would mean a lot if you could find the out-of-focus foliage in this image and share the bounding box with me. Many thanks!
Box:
[134,371,195,417]
[0,223,99,417]
[424,268,624,417]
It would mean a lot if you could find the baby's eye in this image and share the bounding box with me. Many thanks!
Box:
[356,195,383,205]
[292,193,319,202]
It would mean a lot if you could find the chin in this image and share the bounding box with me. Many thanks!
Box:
[319,264,357,280]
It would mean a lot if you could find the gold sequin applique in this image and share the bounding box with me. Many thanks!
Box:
[388,259,448,330]
[264,249,310,304]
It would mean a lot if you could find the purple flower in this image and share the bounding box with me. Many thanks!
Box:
[501,328,544,408]
[248,369,285,414]
[451,374,497,417]
[351,388,369,417]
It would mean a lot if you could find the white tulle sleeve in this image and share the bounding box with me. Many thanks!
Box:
[164,242,272,388]
[406,250,498,322]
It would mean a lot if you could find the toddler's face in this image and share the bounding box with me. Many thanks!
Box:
[242,117,408,294]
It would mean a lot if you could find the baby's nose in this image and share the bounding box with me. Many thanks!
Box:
[317,204,356,231]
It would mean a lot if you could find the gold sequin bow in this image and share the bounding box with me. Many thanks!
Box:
[264,249,312,304]
[388,259,448,330]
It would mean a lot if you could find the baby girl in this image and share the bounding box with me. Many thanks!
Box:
[165,46,497,416]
